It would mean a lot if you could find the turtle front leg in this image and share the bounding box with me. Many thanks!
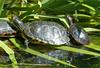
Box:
[24,39,29,48]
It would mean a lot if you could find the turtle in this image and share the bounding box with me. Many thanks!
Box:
[0,20,16,37]
[66,15,89,45]
[13,16,70,47]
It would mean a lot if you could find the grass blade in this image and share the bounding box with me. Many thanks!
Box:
[0,40,18,68]
[0,0,5,15]
[82,3,96,11]
[55,46,100,57]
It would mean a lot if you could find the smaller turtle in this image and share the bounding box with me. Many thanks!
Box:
[66,15,89,45]
[13,16,70,47]
[0,20,16,37]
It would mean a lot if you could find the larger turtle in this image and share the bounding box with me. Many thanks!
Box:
[13,16,70,47]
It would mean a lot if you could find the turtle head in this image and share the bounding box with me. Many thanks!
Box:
[66,15,77,26]
[13,15,26,32]
[13,15,24,25]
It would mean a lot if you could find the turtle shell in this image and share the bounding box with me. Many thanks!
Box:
[26,21,70,45]
[0,20,16,37]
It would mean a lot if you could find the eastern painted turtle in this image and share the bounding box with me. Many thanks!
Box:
[0,20,16,37]
[66,15,89,45]
[13,16,70,47]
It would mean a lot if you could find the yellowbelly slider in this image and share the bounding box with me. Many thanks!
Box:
[13,16,70,47]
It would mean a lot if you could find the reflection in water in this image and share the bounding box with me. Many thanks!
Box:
[0,50,69,64]
[33,50,69,64]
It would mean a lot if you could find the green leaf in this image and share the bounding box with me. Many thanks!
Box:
[86,43,100,51]
[81,3,96,11]
[84,28,100,32]
[0,40,18,68]
[85,36,100,51]
[28,14,65,19]
[59,18,69,28]
[0,0,5,15]
[73,14,91,18]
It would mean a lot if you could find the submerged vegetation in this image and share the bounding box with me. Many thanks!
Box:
[0,0,100,68]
